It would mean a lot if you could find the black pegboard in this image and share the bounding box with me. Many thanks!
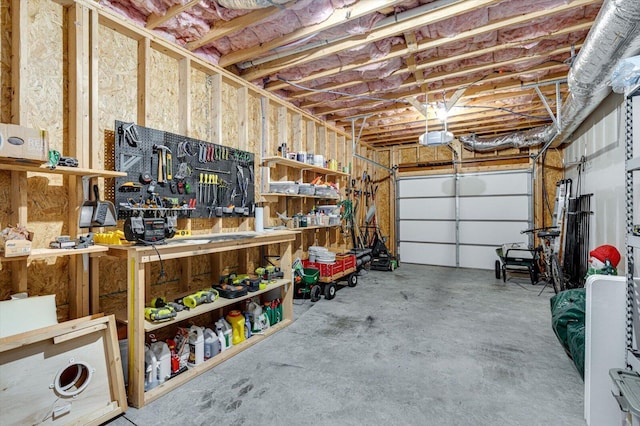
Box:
[114,120,255,219]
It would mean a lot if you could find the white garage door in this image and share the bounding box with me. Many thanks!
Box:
[398,169,532,269]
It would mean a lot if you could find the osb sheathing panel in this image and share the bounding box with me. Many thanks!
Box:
[417,146,437,162]
[537,149,564,228]
[399,147,418,164]
[248,93,261,201]
[460,146,522,160]
[98,24,137,159]
[287,112,294,151]
[221,80,238,145]
[1,1,11,123]
[374,149,392,242]
[190,68,210,141]
[98,258,127,314]
[248,93,260,153]
[0,172,10,296]
[268,102,278,155]
[148,49,179,134]
[26,0,64,145]
[7,1,70,310]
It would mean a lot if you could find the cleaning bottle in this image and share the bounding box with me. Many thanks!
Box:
[216,323,227,353]
[187,325,204,367]
[203,327,218,360]
[264,301,273,326]
[274,298,283,324]
[144,345,159,391]
[221,318,233,348]
[150,341,171,383]
[244,312,252,339]
[225,310,245,345]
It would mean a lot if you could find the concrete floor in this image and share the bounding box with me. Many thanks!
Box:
[106,263,584,426]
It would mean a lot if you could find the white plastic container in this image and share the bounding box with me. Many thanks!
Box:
[216,324,227,353]
[215,318,232,350]
[144,346,159,391]
[187,325,204,367]
[119,339,128,386]
[150,341,171,383]
[203,327,219,360]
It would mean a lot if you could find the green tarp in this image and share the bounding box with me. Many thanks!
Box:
[550,289,586,379]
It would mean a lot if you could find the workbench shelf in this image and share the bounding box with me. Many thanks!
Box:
[115,278,290,332]
[261,192,339,200]
[1,158,126,318]
[0,245,108,262]
[261,156,349,177]
[0,159,127,177]
[105,230,296,408]
[143,319,291,405]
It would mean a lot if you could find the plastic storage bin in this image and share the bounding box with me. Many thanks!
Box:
[269,181,298,194]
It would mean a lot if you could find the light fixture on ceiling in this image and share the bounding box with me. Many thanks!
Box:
[418,99,453,147]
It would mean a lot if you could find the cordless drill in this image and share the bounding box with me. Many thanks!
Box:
[183,289,218,309]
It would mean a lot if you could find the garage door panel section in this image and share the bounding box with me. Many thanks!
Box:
[458,195,529,220]
[400,242,457,267]
[398,169,531,270]
[458,221,529,246]
[459,245,505,270]
[398,197,455,220]
[398,175,455,197]
[399,220,456,244]
[459,172,529,196]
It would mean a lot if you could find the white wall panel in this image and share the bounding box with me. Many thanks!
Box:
[399,242,456,267]
[564,93,626,271]
[399,220,455,243]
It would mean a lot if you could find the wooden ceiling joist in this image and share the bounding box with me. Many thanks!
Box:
[242,0,502,82]
[264,0,599,92]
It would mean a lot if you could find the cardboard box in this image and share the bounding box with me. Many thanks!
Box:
[0,123,49,162]
[3,239,32,257]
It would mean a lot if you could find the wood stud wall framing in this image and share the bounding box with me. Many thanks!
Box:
[2,0,355,321]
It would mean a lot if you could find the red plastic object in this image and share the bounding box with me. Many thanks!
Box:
[302,254,355,278]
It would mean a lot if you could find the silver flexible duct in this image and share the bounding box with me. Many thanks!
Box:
[460,0,640,152]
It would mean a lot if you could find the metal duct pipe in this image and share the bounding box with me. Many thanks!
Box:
[460,0,640,152]
[218,0,288,9]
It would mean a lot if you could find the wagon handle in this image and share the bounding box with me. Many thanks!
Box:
[520,226,558,234]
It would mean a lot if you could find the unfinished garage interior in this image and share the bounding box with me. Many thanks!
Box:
[1,0,640,424]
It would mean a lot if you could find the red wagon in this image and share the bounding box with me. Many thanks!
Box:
[302,253,358,301]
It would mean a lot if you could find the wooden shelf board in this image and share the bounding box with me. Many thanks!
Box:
[0,160,126,177]
[114,279,290,331]
[261,156,349,177]
[293,225,341,231]
[0,245,108,262]
[142,318,292,405]
[106,230,297,263]
[261,192,339,200]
